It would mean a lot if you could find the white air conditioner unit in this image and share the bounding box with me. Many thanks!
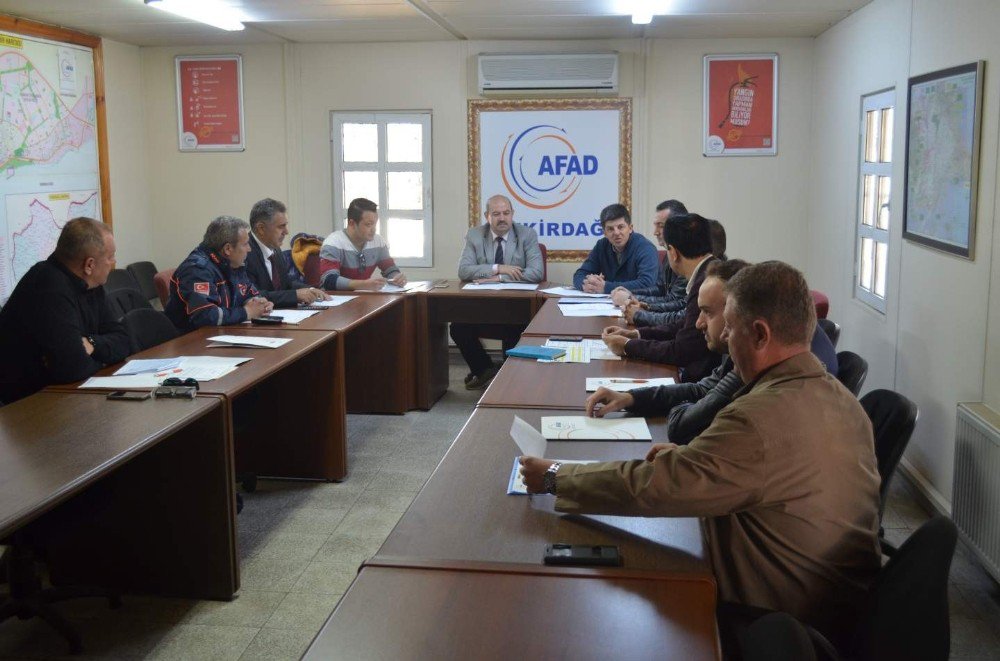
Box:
[478,53,619,93]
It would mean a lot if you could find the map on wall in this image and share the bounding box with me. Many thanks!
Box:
[0,30,102,302]
[903,61,984,259]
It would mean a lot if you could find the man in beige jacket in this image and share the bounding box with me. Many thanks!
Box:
[521,261,881,652]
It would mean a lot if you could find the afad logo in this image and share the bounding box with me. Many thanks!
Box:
[500,124,598,210]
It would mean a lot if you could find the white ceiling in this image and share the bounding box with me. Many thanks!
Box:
[0,0,872,46]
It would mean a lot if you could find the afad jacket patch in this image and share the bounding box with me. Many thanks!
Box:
[194,282,210,295]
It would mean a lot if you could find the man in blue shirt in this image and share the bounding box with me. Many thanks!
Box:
[572,203,659,294]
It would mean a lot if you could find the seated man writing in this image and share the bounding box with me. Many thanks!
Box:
[318,197,405,291]
[588,258,838,444]
[572,203,659,294]
[165,215,273,332]
[520,261,881,655]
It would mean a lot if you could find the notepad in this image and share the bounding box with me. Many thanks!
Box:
[505,345,566,360]
[540,416,652,441]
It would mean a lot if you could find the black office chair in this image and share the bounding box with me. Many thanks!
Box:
[739,515,957,661]
[126,261,161,309]
[108,287,153,320]
[817,318,841,348]
[740,612,818,661]
[121,308,178,353]
[104,268,139,293]
[835,351,868,396]
[861,389,919,555]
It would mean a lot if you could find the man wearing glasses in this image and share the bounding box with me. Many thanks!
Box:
[318,198,406,291]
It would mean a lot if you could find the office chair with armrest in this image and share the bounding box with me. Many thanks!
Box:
[817,318,841,348]
[860,389,919,556]
[835,351,868,396]
[122,308,178,353]
[739,515,956,661]
[811,290,830,319]
[104,268,139,293]
[152,268,175,307]
[108,287,153,321]
[126,261,161,309]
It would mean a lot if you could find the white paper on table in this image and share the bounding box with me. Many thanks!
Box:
[309,296,357,308]
[207,335,292,349]
[510,415,548,458]
[266,309,319,324]
[557,297,615,305]
[540,340,590,363]
[113,357,182,375]
[81,355,252,388]
[558,305,622,318]
[584,339,622,361]
[378,283,407,293]
[540,416,652,441]
[507,457,597,495]
[540,286,610,298]
[585,377,675,392]
[403,280,436,291]
[463,282,539,291]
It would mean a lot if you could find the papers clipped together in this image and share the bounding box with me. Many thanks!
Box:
[83,355,253,389]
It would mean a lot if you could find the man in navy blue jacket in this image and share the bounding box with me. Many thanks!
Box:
[572,203,659,294]
[165,215,273,332]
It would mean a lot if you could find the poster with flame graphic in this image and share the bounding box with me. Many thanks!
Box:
[703,54,778,156]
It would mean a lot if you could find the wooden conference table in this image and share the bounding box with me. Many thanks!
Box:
[522,295,627,337]
[0,392,237,599]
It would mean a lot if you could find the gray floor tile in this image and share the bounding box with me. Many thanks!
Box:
[365,467,432,492]
[238,555,311,592]
[290,561,359,595]
[239,628,316,661]
[145,624,258,661]
[263,592,342,631]
[951,617,1000,660]
[335,505,404,539]
[314,532,384,567]
[180,590,285,628]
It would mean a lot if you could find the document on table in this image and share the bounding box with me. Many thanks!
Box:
[558,303,622,317]
[264,309,319,324]
[207,335,293,349]
[510,415,548,458]
[507,457,597,495]
[308,296,357,308]
[540,415,652,441]
[462,282,539,291]
[540,339,590,363]
[540,286,610,298]
[585,339,622,361]
[81,356,252,388]
[585,377,675,392]
[113,357,182,375]
[402,280,436,291]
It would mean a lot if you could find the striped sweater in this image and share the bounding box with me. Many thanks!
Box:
[318,230,400,290]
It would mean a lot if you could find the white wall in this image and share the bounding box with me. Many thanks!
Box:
[102,38,152,266]
[809,0,1000,509]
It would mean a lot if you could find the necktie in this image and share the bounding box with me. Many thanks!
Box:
[269,252,282,289]
[494,237,504,265]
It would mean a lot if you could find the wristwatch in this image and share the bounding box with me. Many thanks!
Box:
[86,335,97,348]
[543,461,563,495]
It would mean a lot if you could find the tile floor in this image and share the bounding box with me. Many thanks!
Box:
[0,355,998,659]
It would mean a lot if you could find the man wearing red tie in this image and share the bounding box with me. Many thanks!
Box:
[245,198,326,307]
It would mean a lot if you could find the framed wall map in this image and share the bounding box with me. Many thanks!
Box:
[903,61,984,259]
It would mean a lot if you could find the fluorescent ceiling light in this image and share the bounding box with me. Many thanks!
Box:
[631,11,653,24]
[613,0,672,24]
[144,0,246,31]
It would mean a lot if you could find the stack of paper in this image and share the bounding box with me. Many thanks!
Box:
[557,302,622,317]
[540,286,610,298]
[82,356,253,388]
[463,282,539,291]
[584,339,622,361]
[114,358,182,375]
[540,415,652,440]
[585,377,675,392]
[264,309,319,324]
[207,335,292,349]
[308,296,357,308]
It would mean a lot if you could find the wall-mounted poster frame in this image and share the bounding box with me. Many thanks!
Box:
[0,14,112,226]
[468,98,632,262]
[175,55,245,152]
[703,53,778,157]
[902,61,984,259]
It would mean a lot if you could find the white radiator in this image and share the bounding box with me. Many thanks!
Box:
[953,402,1000,582]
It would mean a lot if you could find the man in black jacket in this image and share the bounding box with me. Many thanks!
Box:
[245,198,326,307]
[0,217,130,403]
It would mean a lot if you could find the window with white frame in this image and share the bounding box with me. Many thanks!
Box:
[855,89,894,312]
[331,112,432,267]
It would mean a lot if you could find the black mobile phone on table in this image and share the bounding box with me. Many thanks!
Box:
[251,315,283,325]
[543,544,621,566]
[106,390,151,401]
[550,336,583,342]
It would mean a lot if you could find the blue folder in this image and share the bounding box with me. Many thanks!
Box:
[505,345,566,360]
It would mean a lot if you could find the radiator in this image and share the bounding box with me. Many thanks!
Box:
[953,402,1000,582]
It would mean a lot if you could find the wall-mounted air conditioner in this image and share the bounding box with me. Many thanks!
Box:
[478,53,619,93]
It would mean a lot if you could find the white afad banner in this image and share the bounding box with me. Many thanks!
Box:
[474,100,631,254]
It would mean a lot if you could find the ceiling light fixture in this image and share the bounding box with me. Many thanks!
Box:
[144,0,246,31]
[631,11,653,24]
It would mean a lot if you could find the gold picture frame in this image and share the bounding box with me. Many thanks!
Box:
[468,98,632,262]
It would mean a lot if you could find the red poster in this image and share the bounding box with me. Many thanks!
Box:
[703,54,777,156]
[176,55,244,151]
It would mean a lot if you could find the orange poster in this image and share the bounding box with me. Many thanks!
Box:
[176,55,245,151]
[703,54,777,156]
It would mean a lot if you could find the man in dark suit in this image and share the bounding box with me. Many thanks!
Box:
[245,198,327,308]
